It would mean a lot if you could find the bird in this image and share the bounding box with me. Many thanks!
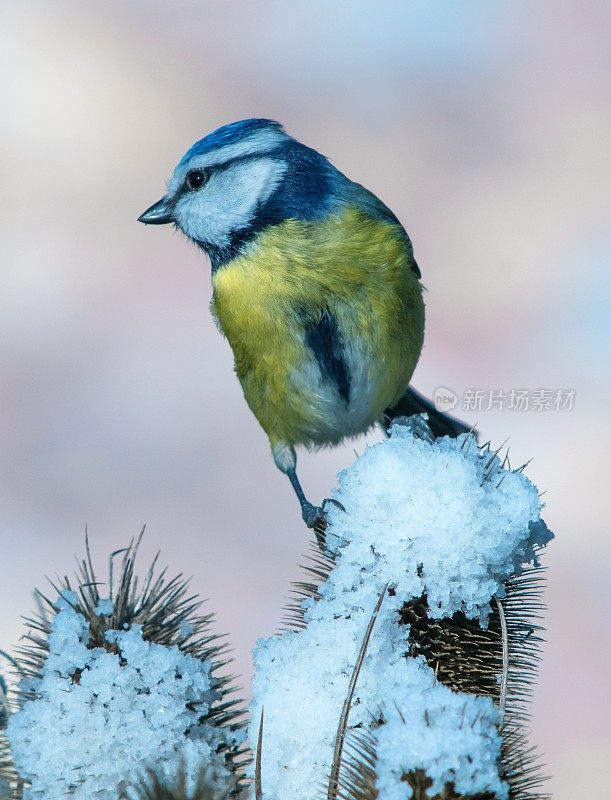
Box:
[139,119,469,530]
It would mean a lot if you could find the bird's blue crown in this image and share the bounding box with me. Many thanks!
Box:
[179,119,285,165]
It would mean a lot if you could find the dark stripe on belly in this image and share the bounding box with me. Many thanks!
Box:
[302,309,351,404]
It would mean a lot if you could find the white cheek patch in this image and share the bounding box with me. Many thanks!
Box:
[174,157,287,247]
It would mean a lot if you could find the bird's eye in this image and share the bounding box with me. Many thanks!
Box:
[185,170,209,191]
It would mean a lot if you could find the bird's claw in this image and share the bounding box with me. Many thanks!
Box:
[322,497,346,513]
[392,413,435,443]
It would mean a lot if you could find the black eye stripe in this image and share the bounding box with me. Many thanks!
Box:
[182,150,284,189]
[185,169,210,191]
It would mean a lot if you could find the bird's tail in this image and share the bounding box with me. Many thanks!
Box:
[382,386,473,439]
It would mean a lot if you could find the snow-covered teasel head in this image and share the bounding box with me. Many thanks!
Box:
[249,423,552,800]
[5,540,244,800]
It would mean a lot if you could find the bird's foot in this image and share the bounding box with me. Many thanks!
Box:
[302,498,346,551]
[302,504,328,553]
[392,413,435,443]
[301,498,346,529]
[301,502,327,530]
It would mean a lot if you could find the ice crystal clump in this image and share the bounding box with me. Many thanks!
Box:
[323,425,548,625]
[250,425,551,800]
[7,597,240,800]
[375,684,506,800]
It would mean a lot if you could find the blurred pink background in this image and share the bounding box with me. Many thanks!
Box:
[1,2,609,797]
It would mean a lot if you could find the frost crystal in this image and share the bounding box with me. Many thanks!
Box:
[93,597,114,616]
[250,426,551,800]
[7,603,239,800]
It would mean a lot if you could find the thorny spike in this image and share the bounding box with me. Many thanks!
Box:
[481,438,510,484]
[134,762,236,800]
[501,449,511,470]
[460,428,479,452]
[495,596,509,715]
[255,709,264,800]
[336,729,378,800]
[327,585,388,800]
[281,547,335,633]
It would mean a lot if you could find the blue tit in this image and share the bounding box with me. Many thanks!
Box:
[139,119,468,530]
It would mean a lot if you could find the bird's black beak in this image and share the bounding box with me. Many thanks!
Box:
[138,196,175,225]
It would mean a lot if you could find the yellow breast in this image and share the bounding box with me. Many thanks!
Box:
[211,207,424,447]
